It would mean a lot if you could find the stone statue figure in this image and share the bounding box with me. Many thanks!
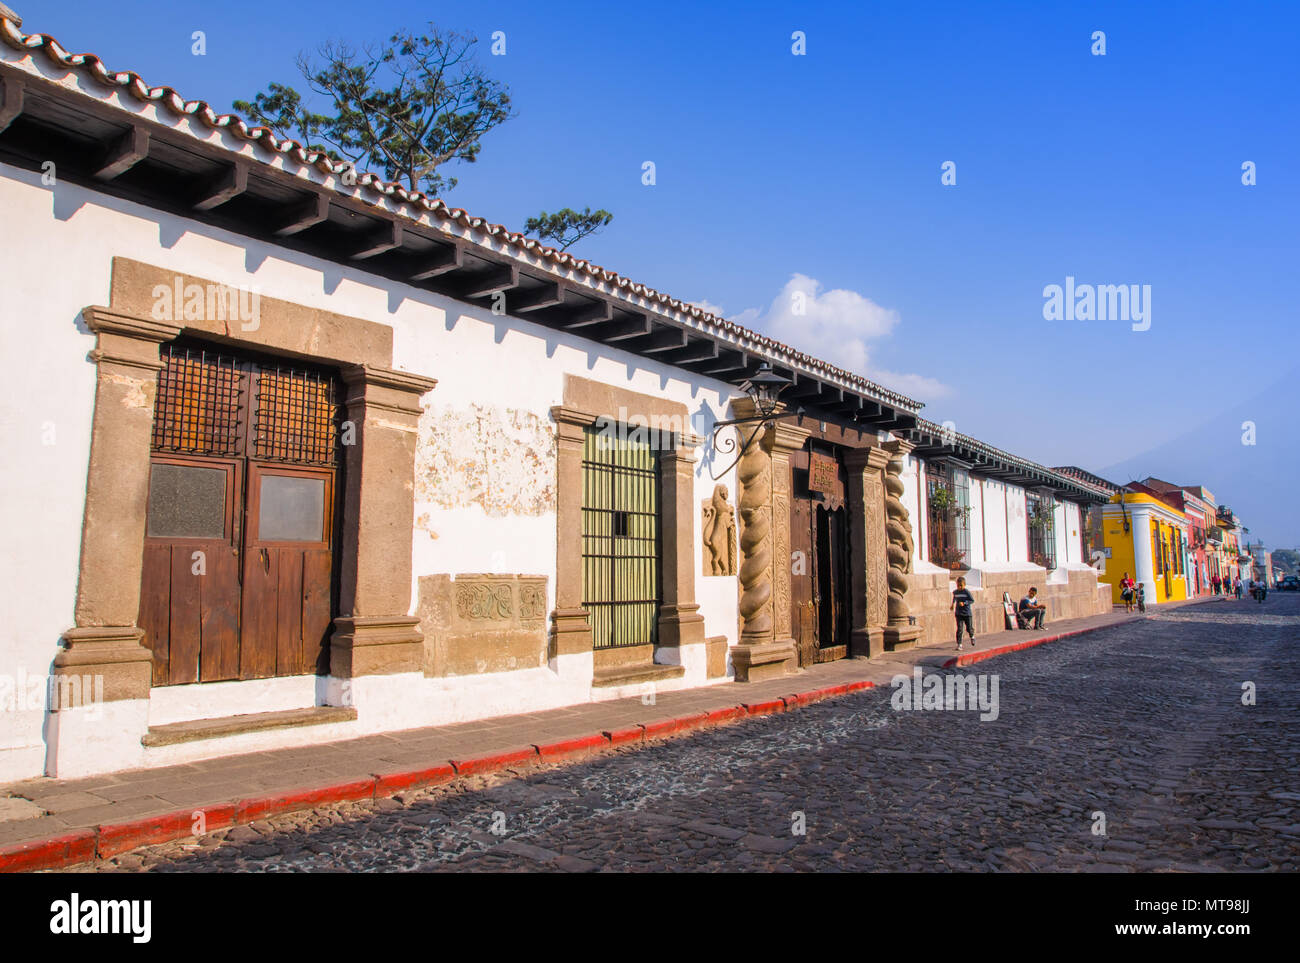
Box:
[702,483,737,576]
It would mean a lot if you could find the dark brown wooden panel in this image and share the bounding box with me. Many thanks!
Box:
[199,545,240,682]
[167,546,202,685]
[275,549,304,677]
[139,544,172,686]
[240,546,279,680]
[301,549,333,676]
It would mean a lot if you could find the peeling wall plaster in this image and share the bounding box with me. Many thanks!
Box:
[415,403,556,518]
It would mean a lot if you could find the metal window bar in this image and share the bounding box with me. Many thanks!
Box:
[252,366,339,466]
[953,470,971,563]
[1027,494,1057,570]
[152,344,340,467]
[151,345,243,455]
[581,426,661,649]
[926,467,965,568]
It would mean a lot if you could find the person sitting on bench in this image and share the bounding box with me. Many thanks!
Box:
[1018,587,1047,629]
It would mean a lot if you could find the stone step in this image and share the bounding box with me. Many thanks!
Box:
[591,662,685,689]
[142,706,358,748]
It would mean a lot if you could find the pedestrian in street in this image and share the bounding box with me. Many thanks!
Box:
[1234,576,1243,599]
[1120,572,1136,613]
[951,576,976,651]
[1212,574,1221,595]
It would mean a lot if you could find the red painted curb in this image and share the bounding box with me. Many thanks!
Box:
[0,668,875,871]
[535,734,608,761]
[374,764,456,796]
[602,725,645,746]
[449,746,540,776]
[742,698,787,717]
[940,618,1144,669]
[97,803,237,859]
[705,705,746,725]
[235,778,377,822]
[642,712,710,740]
[0,830,97,873]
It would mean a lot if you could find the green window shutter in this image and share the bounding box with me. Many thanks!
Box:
[581,426,662,649]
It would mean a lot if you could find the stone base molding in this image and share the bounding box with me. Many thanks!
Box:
[850,626,887,660]
[329,615,424,678]
[657,602,706,649]
[705,635,729,678]
[730,640,799,682]
[52,626,153,705]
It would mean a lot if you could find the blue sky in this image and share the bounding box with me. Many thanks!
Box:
[23,1,1300,545]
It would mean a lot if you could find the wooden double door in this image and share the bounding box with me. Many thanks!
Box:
[790,442,852,666]
[138,343,341,685]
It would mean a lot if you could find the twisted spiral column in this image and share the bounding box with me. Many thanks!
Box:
[737,427,773,644]
[883,439,920,637]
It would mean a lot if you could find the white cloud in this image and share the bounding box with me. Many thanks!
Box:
[688,298,727,318]
[727,274,949,401]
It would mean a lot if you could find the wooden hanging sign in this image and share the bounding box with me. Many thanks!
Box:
[808,452,838,494]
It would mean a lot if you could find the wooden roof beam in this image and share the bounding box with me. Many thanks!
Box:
[192,162,248,211]
[511,281,567,313]
[700,350,748,376]
[559,300,614,330]
[350,220,404,260]
[273,192,329,236]
[601,315,653,343]
[640,327,690,354]
[93,125,149,181]
[409,243,463,281]
[454,263,520,300]
[0,75,24,135]
[665,340,720,366]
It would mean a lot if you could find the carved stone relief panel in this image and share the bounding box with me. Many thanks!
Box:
[417,573,549,677]
[701,483,737,576]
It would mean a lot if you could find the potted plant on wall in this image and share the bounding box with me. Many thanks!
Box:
[1028,495,1057,570]
[928,484,971,570]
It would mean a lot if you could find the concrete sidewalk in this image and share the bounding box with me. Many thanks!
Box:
[0,596,1222,870]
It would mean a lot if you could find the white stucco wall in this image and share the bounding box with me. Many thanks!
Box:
[900,454,926,568]
[0,160,745,779]
[980,478,1009,565]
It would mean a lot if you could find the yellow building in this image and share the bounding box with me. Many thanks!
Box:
[1099,492,1190,605]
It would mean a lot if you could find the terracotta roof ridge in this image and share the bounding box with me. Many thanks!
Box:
[0,17,925,412]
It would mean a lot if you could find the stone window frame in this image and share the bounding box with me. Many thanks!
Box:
[56,257,438,707]
[548,375,704,664]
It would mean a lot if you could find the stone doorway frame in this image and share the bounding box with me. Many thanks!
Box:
[56,257,439,712]
[549,375,705,670]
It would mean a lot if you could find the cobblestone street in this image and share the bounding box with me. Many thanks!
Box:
[83,596,1300,872]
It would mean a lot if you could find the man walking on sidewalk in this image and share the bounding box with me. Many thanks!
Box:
[951,576,976,651]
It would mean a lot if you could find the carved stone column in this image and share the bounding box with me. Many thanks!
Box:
[730,400,809,681]
[657,434,707,650]
[56,308,183,704]
[549,407,595,661]
[331,364,439,677]
[882,439,922,649]
[845,445,892,658]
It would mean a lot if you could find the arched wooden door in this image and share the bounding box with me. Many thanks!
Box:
[138,342,340,685]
